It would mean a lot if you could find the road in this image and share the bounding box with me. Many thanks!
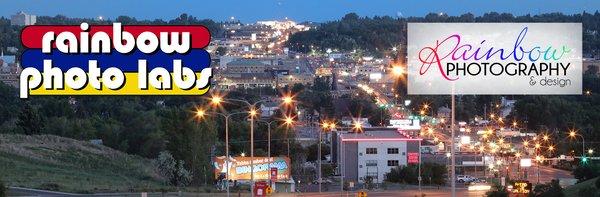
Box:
[295,189,487,197]
[9,187,486,197]
[505,164,574,184]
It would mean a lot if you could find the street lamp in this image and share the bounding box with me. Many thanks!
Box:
[353,121,363,132]
[256,120,278,162]
[282,115,295,158]
[196,109,206,118]
[391,65,404,76]
[568,129,586,158]
[317,120,335,193]
[204,96,282,197]
[195,107,247,197]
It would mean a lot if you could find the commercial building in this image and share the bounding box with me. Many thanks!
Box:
[11,12,36,26]
[0,53,20,87]
[334,129,422,184]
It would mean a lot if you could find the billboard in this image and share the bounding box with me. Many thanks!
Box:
[213,156,291,180]
[408,23,582,95]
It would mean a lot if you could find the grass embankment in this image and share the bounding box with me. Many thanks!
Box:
[564,177,599,197]
[0,134,167,193]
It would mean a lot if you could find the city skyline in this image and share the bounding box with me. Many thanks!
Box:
[2,0,600,23]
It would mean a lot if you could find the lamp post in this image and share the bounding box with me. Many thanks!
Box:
[196,108,247,197]
[319,121,335,193]
[569,130,586,158]
[418,139,422,194]
[256,120,277,163]
[450,87,456,197]
[208,96,291,197]
[283,116,295,158]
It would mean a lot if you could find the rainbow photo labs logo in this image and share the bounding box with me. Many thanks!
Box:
[19,23,212,98]
[407,23,582,95]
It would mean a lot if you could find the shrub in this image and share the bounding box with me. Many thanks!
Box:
[485,183,508,197]
[0,179,6,197]
[530,179,564,197]
[385,163,446,185]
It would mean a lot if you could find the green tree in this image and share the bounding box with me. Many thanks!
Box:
[485,183,508,197]
[0,82,20,125]
[385,163,446,185]
[385,165,417,184]
[16,102,43,135]
[161,106,217,185]
[175,160,193,187]
[216,46,228,56]
[306,143,330,162]
[530,179,564,197]
[154,150,176,185]
[0,178,6,197]
[573,165,600,182]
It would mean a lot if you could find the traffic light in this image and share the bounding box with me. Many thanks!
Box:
[581,156,589,164]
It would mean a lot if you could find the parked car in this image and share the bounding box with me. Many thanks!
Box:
[456,175,476,183]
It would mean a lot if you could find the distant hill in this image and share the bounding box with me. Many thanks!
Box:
[0,134,166,193]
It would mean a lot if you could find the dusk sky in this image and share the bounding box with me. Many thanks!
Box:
[3,0,600,23]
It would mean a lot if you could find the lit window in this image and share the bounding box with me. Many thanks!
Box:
[366,148,377,154]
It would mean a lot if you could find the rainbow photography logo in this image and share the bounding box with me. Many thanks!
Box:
[407,23,582,95]
[19,23,213,98]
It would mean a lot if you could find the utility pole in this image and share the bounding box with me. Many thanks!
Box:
[250,113,255,197]
[318,122,322,193]
[451,87,456,197]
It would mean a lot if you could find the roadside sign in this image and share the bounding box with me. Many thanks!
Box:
[349,181,354,188]
[520,158,532,167]
[512,180,532,194]
[254,181,268,196]
[270,167,278,181]
[265,186,273,196]
[358,190,368,197]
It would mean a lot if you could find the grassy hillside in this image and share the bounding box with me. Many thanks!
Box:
[564,177,599,197]
[0,134,167,193]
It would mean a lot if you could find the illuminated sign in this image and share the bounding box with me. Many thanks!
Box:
[520,158,532,167]
[213,156,290,180]
[407,152,419,164]
[512,181,532,194]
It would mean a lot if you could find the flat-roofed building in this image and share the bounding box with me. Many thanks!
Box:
[11,11,36,26]
[334,129,422,184]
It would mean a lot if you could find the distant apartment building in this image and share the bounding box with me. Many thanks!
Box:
[276,73,314,87]
[334,129,422,184]
[0,53,21,87]
[259,102,279,118]
[215,57,314,89]
[217,72,275,89]
[225,59,271,73]
[11,11,36,26]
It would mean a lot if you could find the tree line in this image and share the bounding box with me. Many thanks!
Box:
[287,12,600,57]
